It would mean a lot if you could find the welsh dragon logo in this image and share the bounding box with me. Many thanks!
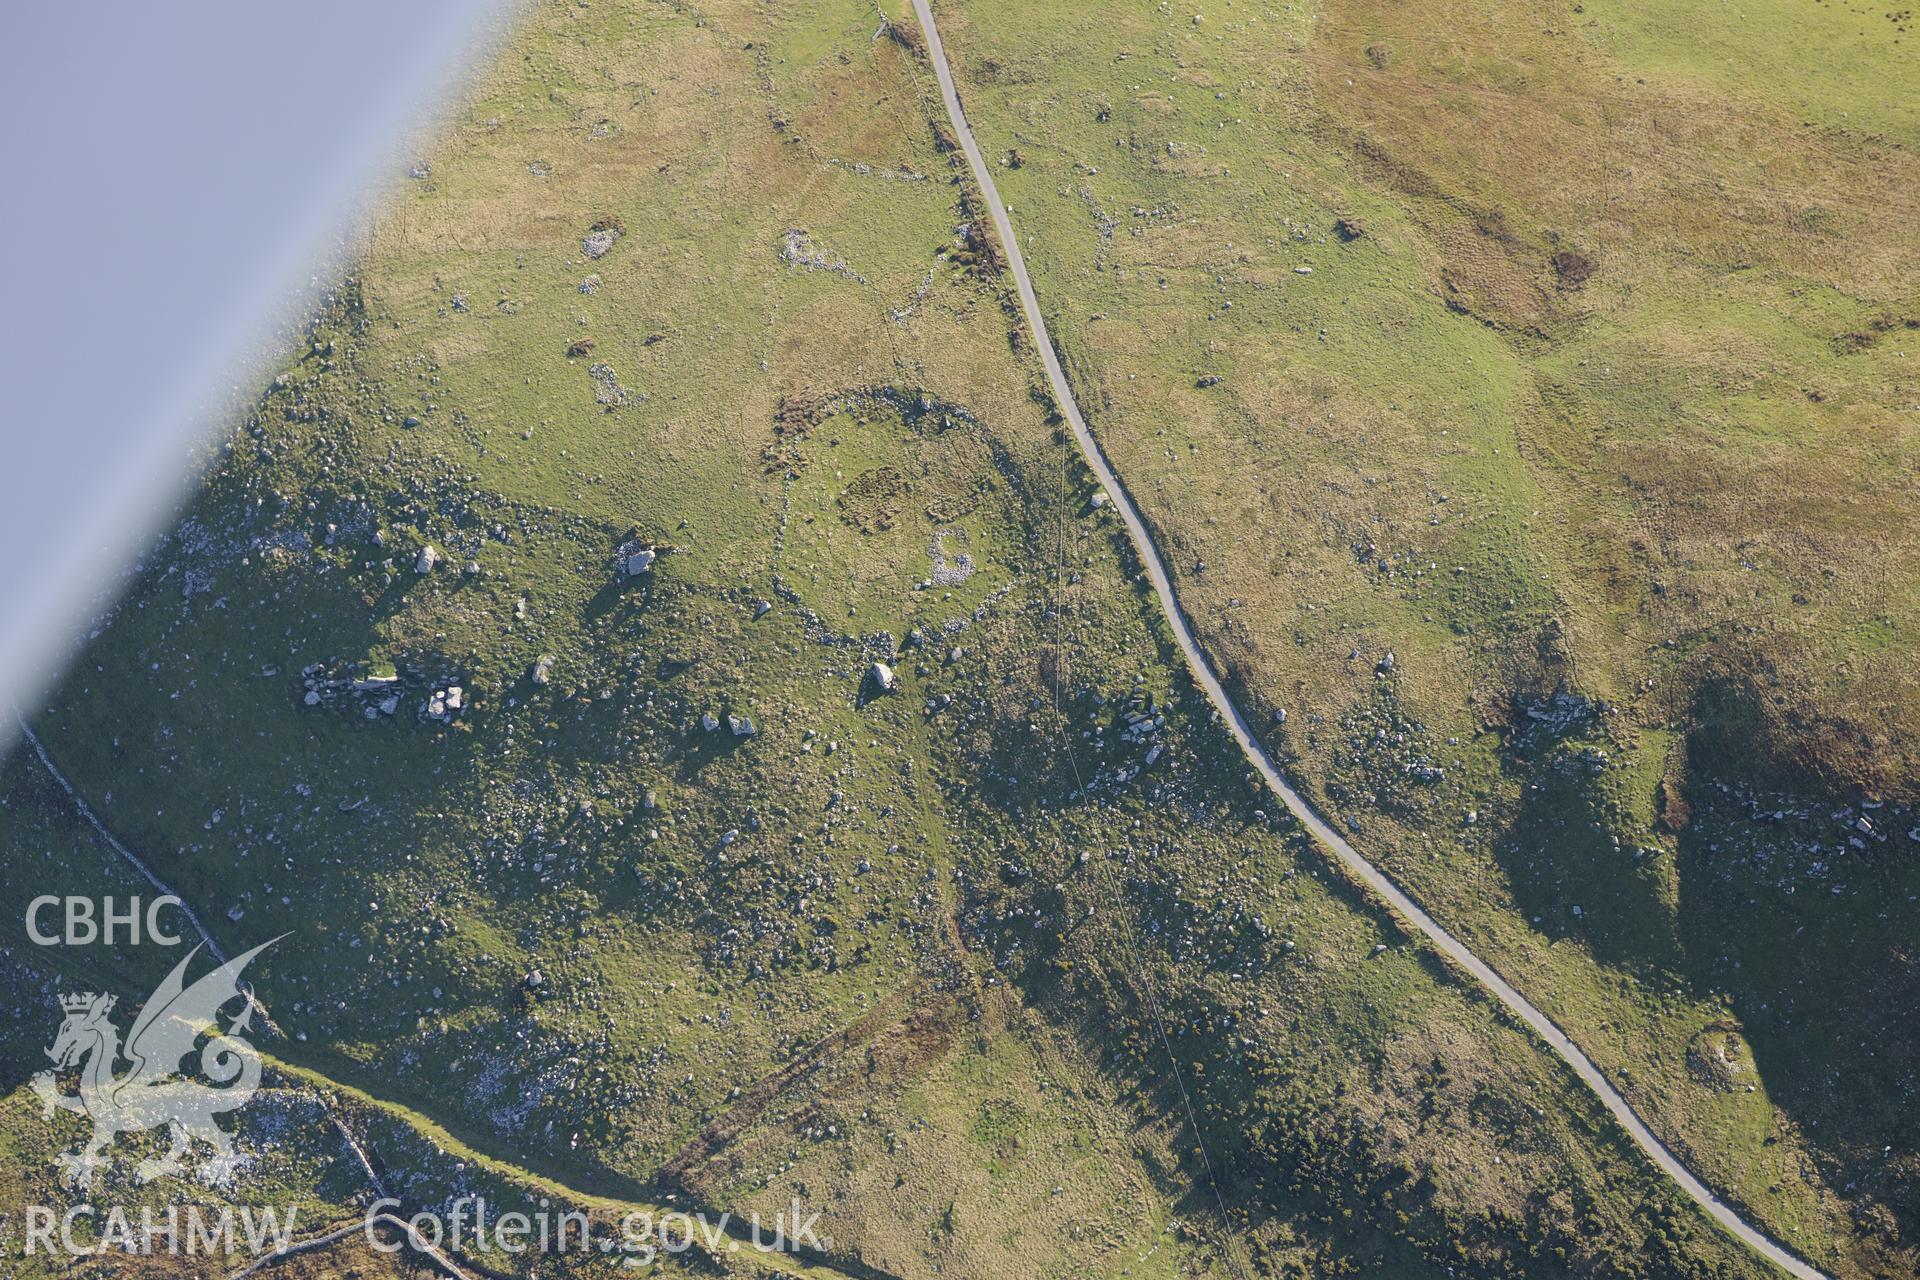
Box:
[31,939,280,1189]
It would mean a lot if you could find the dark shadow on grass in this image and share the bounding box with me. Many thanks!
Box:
[1670,691,1919,1259]
[1489,757,1682,974]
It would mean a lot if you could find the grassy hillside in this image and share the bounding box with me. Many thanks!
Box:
[0,0,1907,1277]
[917,0,1917,1272]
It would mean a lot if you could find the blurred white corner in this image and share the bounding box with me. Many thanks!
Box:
[0,0,525,751]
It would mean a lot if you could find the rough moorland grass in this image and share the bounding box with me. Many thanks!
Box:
[0,0,1888,1277]
[928,0,1916,1272]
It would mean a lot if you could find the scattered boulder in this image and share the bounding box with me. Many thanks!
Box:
[582,216,625,259]
[870,661,897,693]
[424,685,465,723]
[728,714,757,737]
[779,227,868,283]
[530,655,555,686]
[415,544,441,574]
[625,547,657,576]
[588,362,630,406]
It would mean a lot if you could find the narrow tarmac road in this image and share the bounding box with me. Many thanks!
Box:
[906,3,1825,1276]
